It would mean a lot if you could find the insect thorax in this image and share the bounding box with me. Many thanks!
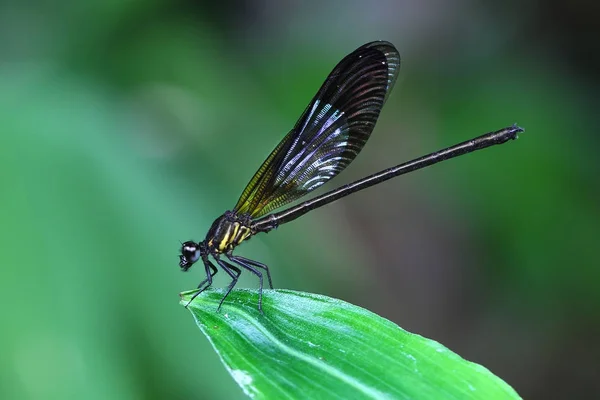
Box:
[205,211,254,254]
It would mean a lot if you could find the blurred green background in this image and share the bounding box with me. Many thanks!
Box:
[1,1,598,399]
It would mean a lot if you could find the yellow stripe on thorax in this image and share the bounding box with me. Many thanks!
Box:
[217,225,233,252]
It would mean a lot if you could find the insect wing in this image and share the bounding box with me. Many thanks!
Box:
[234,41,400,218]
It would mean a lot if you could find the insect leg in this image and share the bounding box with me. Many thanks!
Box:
[227,254,265,314]
[214,257,241,312]
[186,259,218,307]
[228,255,273,289]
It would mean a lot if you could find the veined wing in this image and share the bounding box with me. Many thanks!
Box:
[234,41,400,218]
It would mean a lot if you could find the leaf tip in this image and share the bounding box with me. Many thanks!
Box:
[179,289,198,307]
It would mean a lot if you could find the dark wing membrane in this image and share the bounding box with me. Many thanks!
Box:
[234,41,400,218]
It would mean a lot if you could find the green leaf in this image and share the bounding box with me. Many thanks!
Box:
[180,289,521,400]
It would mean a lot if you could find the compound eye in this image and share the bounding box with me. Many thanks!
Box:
[180,241,201,270]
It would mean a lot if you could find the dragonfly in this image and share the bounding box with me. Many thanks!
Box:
[179,41,522,312]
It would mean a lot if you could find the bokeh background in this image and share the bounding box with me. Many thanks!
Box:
[1,1,599,399]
